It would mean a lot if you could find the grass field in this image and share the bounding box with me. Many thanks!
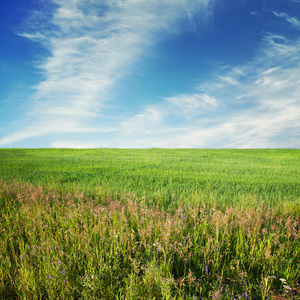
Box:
[1,148,299,210]
[0,149,300,299]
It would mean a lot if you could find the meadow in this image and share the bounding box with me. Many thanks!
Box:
[0,148,299,299]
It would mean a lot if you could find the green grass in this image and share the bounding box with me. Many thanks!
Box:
[0,148,299,210]
[0,149,300,299]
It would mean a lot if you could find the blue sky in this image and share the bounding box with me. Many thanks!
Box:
[0,0,300,148]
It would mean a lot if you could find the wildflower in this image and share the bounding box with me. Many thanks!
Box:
[279,278,286,282]
[244,281,247,285]
[58,260,62,265]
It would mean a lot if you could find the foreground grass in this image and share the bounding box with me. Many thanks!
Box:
[1,181,299,299]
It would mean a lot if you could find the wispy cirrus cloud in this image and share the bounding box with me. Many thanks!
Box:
[181,35,300,148]
[273,11,300,29]
[2,1,299,149]
[218,76,239,86]
[116,33,300,148]
[165,93,219,116]
[121,107,165,136]
[51,140,106,149]
[0,0,213,146]
[56,31,300,149]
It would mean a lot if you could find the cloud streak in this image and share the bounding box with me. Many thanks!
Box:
[1,1,299,149]
[165,94,219,116]
[0,0,213,146]
[273,11,300,29]
[116,34,300,148]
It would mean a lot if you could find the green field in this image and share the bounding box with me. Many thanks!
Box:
[0,149,300,299]
[1,148,299,210]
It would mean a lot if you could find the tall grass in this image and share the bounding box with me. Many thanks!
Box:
[1,180,299,299]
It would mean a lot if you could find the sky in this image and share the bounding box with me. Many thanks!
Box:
[0,0,300,148]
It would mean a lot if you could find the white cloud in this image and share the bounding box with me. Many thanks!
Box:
[260,67,280,75]
[1,0,213,146]
[51,140,106,148]
[165,93,218,115]
[218,76,239,85]
[0,122,116,147]
[273,11,300,29]
[2,1,300,149]
[121,107,165,135]
[117,92,219,141]
[192,37,300,147]
[117,33,300,148]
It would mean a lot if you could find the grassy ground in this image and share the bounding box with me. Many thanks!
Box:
[0,148,299,210]
[0,149,300,299]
